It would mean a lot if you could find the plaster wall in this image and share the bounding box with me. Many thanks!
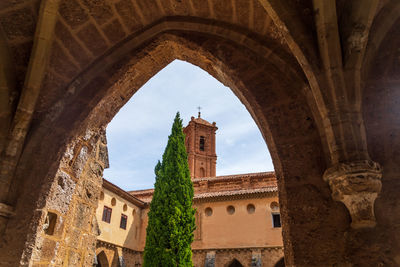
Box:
[97,189,282,253]
[96,189,143,251]
[192,197,283,249]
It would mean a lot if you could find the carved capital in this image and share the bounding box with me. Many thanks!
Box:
[323,160,382,229]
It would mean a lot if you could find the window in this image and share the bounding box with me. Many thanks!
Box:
[120,214,128,229]
[205,207,213,216]
[102,206,112,223]
[272,213,281,228]
[200,167,205,177]
[227,205,235,215]
[199,136,205,151]
[43,211,57,235]
[247,204,255,214]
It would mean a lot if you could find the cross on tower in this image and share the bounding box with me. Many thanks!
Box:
[197,106,202,118]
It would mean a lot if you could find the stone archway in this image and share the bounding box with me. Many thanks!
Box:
[228,259,243,267]
[274,257,285,267]
[96,251,109,267]
[1,8,344,267]
[5,26,338,266]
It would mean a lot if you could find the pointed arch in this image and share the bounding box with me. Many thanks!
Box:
[96,251,109,267]
[274,257,285,267]
[227,258,243,267]
[7,10,344,267]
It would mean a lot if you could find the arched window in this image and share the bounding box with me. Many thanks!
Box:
[199,136,205,151]
[200,167,205,177]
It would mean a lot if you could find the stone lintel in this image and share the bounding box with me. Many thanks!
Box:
[323,160,382,229]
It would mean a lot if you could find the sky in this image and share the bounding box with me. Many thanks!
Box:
[103,60,274,190]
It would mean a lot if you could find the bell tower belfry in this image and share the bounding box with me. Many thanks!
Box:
[183,111,217,178]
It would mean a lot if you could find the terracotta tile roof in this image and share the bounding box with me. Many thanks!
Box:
[194,186,277,198]
[128,188,154,195]
[129,185,278,203]
[108,172,278,204]
[192,171,275,182]
[194,186,277,202]
[102,178,147,208]
[193,117,214,127]
[128,172,278,203]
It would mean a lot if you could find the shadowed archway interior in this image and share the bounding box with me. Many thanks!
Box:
[228,258,244,267]
[96,251,109,267]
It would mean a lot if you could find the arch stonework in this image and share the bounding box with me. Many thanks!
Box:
[96,250,109,267]
[227,258,243,267]
[0,1,399,266]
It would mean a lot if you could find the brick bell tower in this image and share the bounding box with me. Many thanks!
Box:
[183,111,217,178]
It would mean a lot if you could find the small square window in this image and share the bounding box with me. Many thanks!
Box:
[120,214,128,230]
[102,206,112,223]
[272,213,281,228]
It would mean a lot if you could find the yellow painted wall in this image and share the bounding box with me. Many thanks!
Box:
[97,189,282,251]
[96,189,143,251]
[192,197,283,249]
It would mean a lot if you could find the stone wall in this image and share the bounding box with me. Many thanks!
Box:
[21,129,108,266]
[1,1,400,266]
[94,244,283,267]
[192,247,283,267]
[96,240,143,267]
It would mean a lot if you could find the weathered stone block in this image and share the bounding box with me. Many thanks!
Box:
[73,202,92,231]
[47,170,76,215]
[52,245,67,266]
[38,238,58,261]
[65,228,81,248]
[82,180,101,206]
[98,143,109,168]
[67,249,82,267]
[88,161,104,182]
[83,250,95,267]
[31,262,50,267]
[91,216,101,236]
[71,145,89,179]
[80,233,96,250]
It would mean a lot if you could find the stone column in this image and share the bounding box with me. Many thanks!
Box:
[323,160,382,228]
[251,250,262,267]
[204,251,216,267]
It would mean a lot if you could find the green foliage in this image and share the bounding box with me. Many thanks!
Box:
[143,112,196,267]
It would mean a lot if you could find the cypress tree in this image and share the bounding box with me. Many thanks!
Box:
[143,112,196,267]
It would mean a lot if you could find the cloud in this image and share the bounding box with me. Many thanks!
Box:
[103,60,274,190]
